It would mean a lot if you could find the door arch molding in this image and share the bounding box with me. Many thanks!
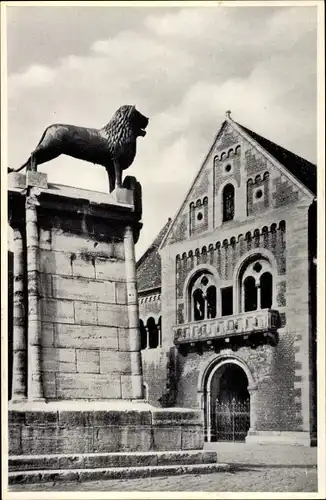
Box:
[197,353,257,394]
[198,355,257,442]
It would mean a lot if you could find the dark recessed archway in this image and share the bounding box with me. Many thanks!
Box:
[206,362,250,442]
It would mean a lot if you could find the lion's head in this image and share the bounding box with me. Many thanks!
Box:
[127,106,149,137]
[104,105,149,139]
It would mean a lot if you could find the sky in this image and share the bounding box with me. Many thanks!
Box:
[6,4,318,259]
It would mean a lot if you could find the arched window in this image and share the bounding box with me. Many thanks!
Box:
[239,257,274,313]
[147,317,159,349]
[244,276,257,312]
[222,184,235,222]
[190,272,217,322]
[193,289,205,321]
[140,319,147,350]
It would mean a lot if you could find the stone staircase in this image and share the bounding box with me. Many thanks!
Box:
[9,450,230,485]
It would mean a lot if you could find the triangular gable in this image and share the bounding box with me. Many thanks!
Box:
[160,112,316,250]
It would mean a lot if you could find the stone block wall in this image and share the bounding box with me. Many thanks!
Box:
[140,344,182,411]
[37,210,135,400]
[9,407,204,455]
[175,338,298,432]
[141,347,173,407]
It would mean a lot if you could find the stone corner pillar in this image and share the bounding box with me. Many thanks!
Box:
[247,383,258,433]
[25,172,48,402]
[10,223,27,402]
[124,224,144,399]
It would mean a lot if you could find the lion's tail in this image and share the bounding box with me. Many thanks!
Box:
[8,126,50,174]
[8,158,31,174]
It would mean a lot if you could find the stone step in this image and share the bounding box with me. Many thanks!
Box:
[9,462,231,484]
[9,450,217,472]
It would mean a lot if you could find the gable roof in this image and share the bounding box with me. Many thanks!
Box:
[236,123,317,194]
[136,218,172,293]
[159,112,317,250]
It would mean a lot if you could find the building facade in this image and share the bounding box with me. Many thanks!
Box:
[137,112,317,446]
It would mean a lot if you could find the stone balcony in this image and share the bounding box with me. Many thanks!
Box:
[173,309,280,355]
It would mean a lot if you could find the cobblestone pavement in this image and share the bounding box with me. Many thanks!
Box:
[10,443,318,494]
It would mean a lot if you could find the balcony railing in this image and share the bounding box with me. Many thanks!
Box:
[173,309,280,346]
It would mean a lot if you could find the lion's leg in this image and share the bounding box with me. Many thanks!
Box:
[106,168,115,193]
[114,161,122,190]
[30,146,62,169]
[30,154,37,172]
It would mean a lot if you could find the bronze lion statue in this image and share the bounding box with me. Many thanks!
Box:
[8,105,149,192]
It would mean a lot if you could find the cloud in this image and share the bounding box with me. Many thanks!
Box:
[9,64,56,91]
[7,6,317,258]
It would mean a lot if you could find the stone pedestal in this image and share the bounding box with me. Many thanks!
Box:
[9,402,204,455]
[8,172,145,404]
[8,172,219,484]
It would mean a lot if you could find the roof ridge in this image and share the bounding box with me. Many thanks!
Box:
[235,121,316,194]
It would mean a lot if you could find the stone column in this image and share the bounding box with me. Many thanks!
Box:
[124,225,143,399]
[26,189,44,401]
[157,322,162,347]
[256,283,261,310]
[248,385,258,432]
[206,391,212,442]
[11,225,27,400]
[146,326,150,350]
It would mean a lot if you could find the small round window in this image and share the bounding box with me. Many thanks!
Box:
[197,212,203,221]
[225,164,232,173]
[255,189,263,199]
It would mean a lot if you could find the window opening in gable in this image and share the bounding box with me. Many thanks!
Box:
[222,184,235,222]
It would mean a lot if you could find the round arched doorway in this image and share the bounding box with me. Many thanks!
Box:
[205,362,250,442]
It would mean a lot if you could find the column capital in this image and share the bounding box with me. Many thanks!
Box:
[26,188,41,209]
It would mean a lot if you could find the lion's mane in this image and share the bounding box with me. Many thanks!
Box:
[101,105,136,159]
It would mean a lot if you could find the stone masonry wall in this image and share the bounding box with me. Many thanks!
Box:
[141,347,170,407]
[163,122,304,251]
[159,198,314,434]
[175,338,297,432]
[155,120,315,436]
[37,211,134,400]
[175,221,286,322]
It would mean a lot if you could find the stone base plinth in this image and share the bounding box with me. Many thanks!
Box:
[9,450,231,485]
[9,401,205,456]
[8,401,229,484]
[246,430,312,446]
